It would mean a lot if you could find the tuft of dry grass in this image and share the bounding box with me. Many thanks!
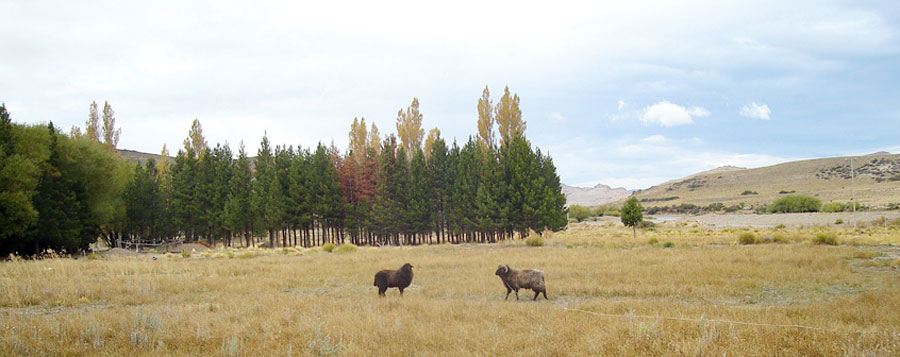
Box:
[2,224,900,355]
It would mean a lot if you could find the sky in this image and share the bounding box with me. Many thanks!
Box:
[2,0,899,190]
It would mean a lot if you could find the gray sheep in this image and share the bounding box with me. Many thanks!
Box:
[495,264,548,301]
[373,263,414,296]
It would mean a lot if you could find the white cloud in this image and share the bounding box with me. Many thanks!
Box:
[688,106,711,118]
[617,100,625,111]
[547,135,792,190]
[549,112,565,121]
[642,134,667,143]
[640,101,709,127]
[739,102,771,120]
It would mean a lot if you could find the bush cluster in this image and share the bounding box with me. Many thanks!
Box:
[768,195,821,213]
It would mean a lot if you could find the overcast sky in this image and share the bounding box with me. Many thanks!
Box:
[2,0,899,189]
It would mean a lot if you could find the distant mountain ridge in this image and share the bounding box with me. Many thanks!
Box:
[561,183,630,207]
[627,152,900,209]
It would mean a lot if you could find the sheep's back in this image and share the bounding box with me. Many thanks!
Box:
[513,269,545,289]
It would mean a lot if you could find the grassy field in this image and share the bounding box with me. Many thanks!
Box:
[3,223,900,355]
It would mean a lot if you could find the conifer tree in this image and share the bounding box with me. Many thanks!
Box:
[426,136,451,242]
[407,148,433,243]
[170,146,200,240]
[501,134,541,237]
[223,142,254,247]
[251,134,284,247]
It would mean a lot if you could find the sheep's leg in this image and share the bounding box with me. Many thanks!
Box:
[542,290,548,300]
[378,288,386,296]
[533,290,539,300]
[504,288,511,300]
[399,287,404,296]
[514,289,520,300]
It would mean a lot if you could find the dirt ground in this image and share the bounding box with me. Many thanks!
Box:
[588,211,900,229]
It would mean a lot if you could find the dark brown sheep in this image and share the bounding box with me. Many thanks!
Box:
[495,264,547,301]
[373,263,414,296]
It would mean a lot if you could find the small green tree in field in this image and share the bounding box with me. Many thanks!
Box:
[621,197,643,239]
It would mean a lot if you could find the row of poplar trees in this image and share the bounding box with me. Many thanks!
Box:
[0,86,568,255]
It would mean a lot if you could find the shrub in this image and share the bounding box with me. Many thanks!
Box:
[86,253,99,260]
[227,251,234,259]
[768,195,821,213]
[568,204,593,222]
[322,243,336,253]
[822,202,843,213]
[741,190,758,195]
[772,234,787,243]
[181,251,191,258]
[738,232,757,245]
[335,244,357,253]
[835,219,844,225]
[778,190,796,194]
[648,238,659,245]
[813,233,838,245]
[774,224,786,229]
[525,235,545,247]
[662,242,675,248]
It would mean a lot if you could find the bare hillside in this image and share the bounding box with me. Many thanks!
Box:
[630,153,900,209]
[562,183,630,206]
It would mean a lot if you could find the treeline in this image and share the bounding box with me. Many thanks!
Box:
[0,86,568,255]
[0,104,127,256]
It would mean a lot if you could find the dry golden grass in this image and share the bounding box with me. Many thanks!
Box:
[3,225,900,355]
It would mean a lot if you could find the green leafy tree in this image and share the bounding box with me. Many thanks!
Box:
[0,104,40,250]
[477,86,495,149]
[396,98,425,157]
[426,136,451,242]
[621,197,643,239]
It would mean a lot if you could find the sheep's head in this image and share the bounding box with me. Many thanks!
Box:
[495,265,510,277]
[401,263,413,273]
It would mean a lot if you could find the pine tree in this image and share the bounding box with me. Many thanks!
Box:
[474,146,506,241]
[501,134,541,237]
[101,101,121,152]
[170,146,200,240]
[407,148,433,243]
[451,138,482,241]
[426,136,451,242]
[223,142,254,247]
[251,134,284,247]
[535,150,568,233]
